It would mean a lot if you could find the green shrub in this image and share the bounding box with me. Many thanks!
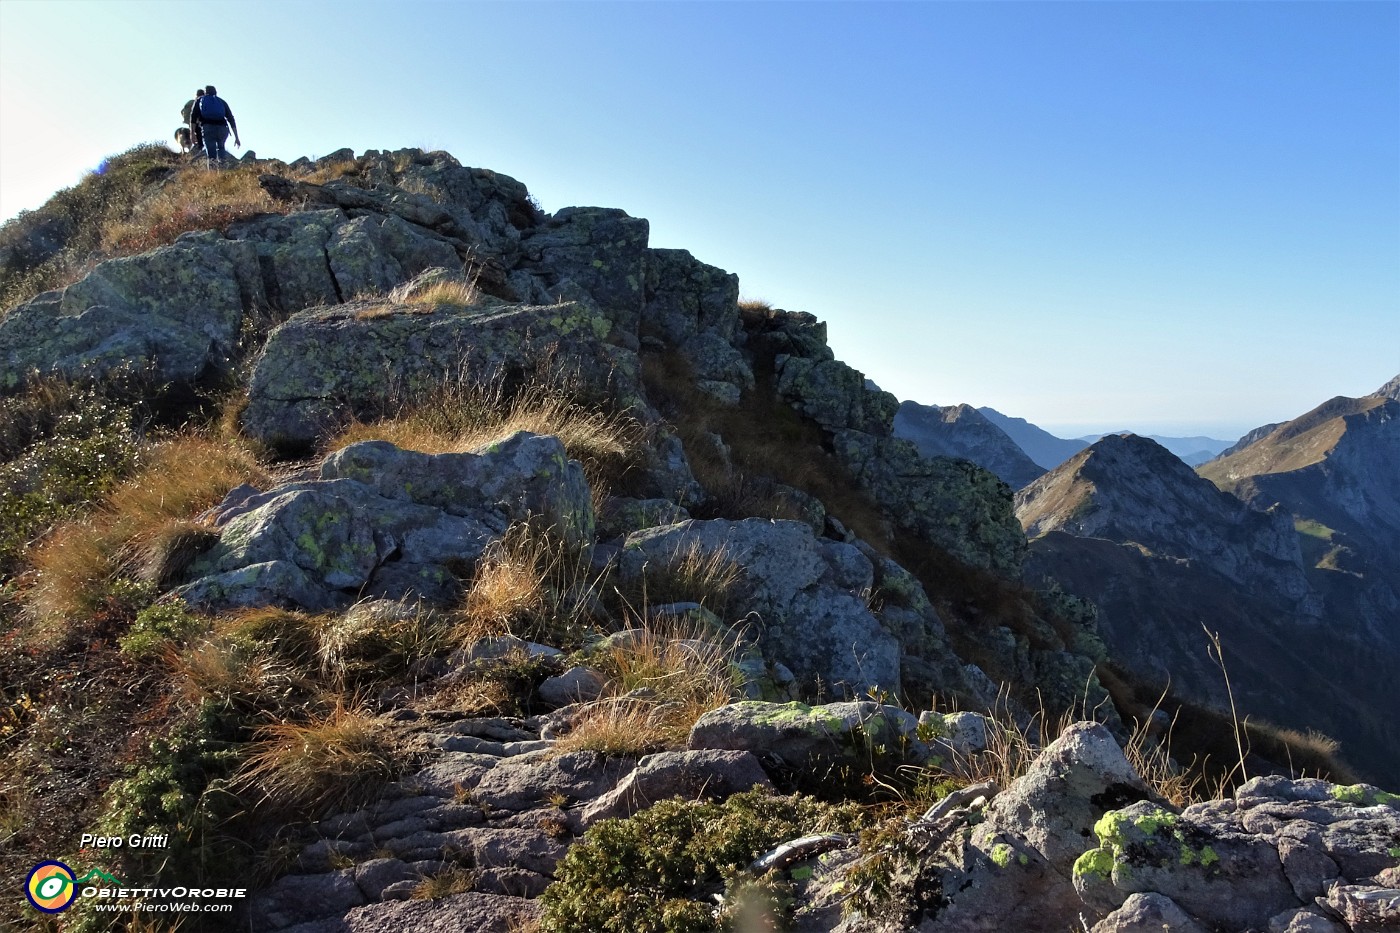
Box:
[539,789,866,933]
[119,600,209,658]
[0,392,139,574]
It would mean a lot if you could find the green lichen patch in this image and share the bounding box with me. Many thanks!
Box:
[1330,784,1399,807]
[989,843,1014,868]
[1073,847,1115,880]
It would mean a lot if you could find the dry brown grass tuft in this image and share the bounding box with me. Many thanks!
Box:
[28,434,266,619]
[454,524,598,647]
[553,621,740,757]
[552,701,675,757]
[166,637,309,715]
[611,540,745,622]
[238,702,396,815]
[331,383,643,497]
[411,866,476,900]
[101,164,283,255]
[389,277,484,310]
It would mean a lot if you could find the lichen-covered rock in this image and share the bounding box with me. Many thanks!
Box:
[833,430,1027,575]
[618,518,901,693]
[688,700,926,771]
[1,237,249,385]
[326,212,461,297]
[896,723,1154,933]
[176,433,592,611]
[642,247,740,344]
[1074,800,1297,929]
[242,292,637,446]
[776,355,898,435]
[519,207,649,343]
[1074,775,1400,932]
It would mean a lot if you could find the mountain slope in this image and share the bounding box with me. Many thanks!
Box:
[893,400,1044,488]
[977,406,1089,470]
[1198,391,1400,645]
[1018,432,1400,783]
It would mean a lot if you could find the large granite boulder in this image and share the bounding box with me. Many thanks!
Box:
[176,432,592,610]
[241,290,639,447]
[617,518,903,694]
[1,236,253,386]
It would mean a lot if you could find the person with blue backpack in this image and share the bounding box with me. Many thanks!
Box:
[194,85,240,165]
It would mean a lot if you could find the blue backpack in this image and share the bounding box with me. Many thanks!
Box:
[198,95,227,122]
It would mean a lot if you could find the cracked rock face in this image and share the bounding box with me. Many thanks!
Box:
[618,518,905,694]
[241,290,637,447]
[176,432,593,611]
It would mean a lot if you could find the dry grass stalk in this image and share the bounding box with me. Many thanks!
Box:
[554,620,741,755]
[238,702,395,815]
[28,434,266,619]
[102,165,282,254]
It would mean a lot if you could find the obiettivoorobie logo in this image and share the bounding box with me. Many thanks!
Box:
[25,861,123,913]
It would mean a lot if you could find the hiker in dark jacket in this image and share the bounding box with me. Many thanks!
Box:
[193,85,240,165]
[179,88,205,156]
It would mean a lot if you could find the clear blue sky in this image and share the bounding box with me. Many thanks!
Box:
[2,1,1396,439]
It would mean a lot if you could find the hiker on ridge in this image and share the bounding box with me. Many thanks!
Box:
[179,88,205,157]
[193,84,240,165]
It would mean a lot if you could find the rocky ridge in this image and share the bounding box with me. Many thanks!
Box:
[1019,430,1400,784]
[2,147,1396,931]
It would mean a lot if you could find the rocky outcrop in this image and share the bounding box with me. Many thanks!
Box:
[743,308,1026,575]
[3,149,541,387]
[241,284,637,447]
[616,518,970,698]
[1373,373,1400,402]
[789,723,1400,933]
[894,400,1045,489]
[176,432,592,610]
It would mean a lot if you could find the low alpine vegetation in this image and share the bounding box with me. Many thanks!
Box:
[539,789,867,933]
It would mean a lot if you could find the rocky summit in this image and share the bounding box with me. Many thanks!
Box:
[0,146,1396,932]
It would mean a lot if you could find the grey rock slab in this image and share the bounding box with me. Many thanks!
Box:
[466,826,570,875]
[249,869,366,931]
[538,666,607,708]
[403,752,499,797]
[352,858,418,901]
[470,750,634,813]
[1089,892,1210,933]
[579,749,772,828]
[276,891,540,933]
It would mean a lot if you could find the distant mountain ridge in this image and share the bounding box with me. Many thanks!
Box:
[977,407,1089,471]
[1077,433,1235,466]
[1019,428,1400,783]
[1014,374,1400,783]
[892,401,1044,488]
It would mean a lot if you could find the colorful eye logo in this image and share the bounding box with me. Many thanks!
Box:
[26,861,77,913]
